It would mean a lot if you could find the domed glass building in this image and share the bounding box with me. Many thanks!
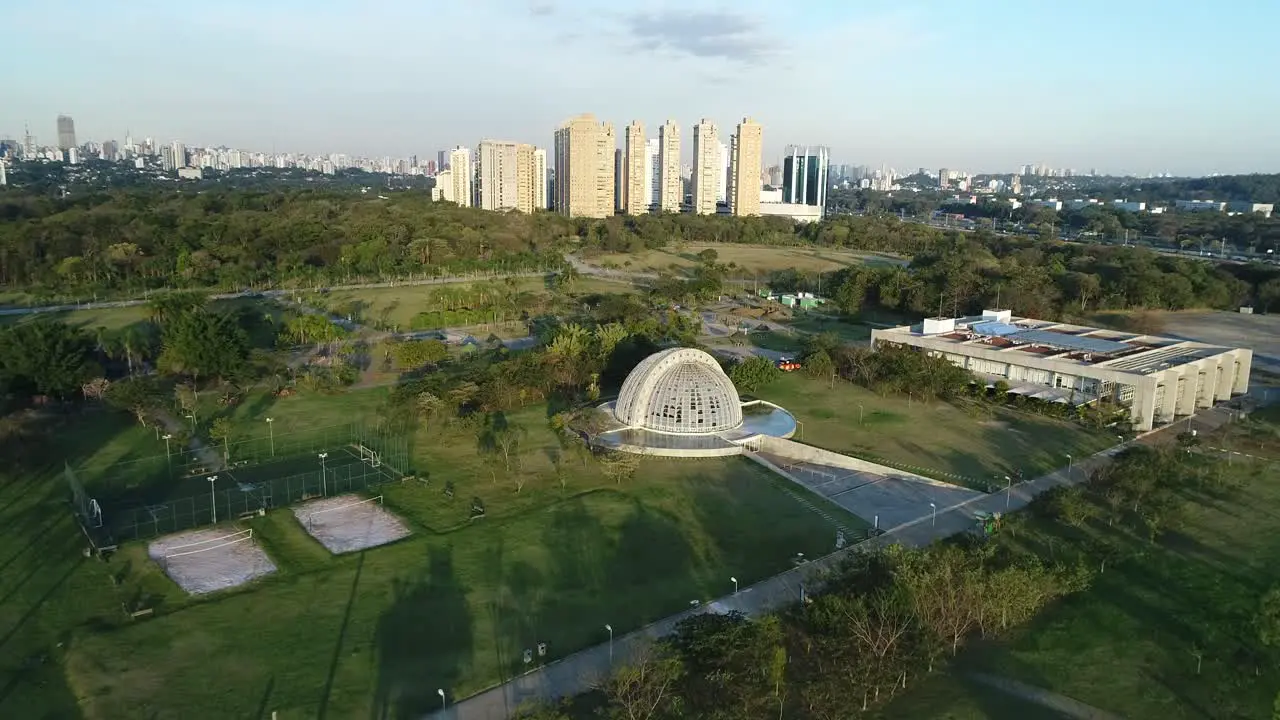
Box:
[592,348,797,457]
[614,348,743,434]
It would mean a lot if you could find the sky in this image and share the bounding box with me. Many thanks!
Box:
[5,0,1278,176]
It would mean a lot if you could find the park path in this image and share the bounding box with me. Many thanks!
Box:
[967,673,1124,720]
[423,401,1263,719]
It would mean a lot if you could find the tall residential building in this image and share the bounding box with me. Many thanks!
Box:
[0,159,7,186]
[938,168,950,187]
[691,119,720,215]
[715,140,729,204]
[477,140,541,213]
[624,121,647,215]
[432,170,454,203]
[782,145,830,213]
[645,138,660,208]
[172,141,187,168]
[658,120,681,212]
[532,148,548,210]
[56,115,76,150]
[614,149,625,213]
[447,146,472,207]
[437,150,449,171]
[553,113,615,218]
[730,118,763,217]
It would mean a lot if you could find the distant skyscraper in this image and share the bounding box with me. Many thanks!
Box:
[645,138,660,208]
[623,121,648,215]
[101,140,119,162]
[477,140,541,213]
[0,159,7,186]
[658,120,681,213]
[172,141,187,169]
[67,147,80,165]
[553,113,615,218]
[438,150,449,171]
[938,168,949,187]
[532,148,548,210]
[56,115,76,150]
[691,119,720,215]
[448,146,472,207]
[782,145,830,214]
[730,118,763,217]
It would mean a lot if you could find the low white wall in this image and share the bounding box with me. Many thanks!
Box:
[755,436,961,489]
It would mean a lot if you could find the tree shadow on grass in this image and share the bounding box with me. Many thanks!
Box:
[373,546,473,720]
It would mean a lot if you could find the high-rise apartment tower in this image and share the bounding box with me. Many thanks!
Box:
[477,140,541,213]
[56,115,76,150]
[658,120,681,212]
[553,113,615,218]
[730,118,763,216]
[690,119,720,215]
[448,146,472,207]
[624,121,647,215]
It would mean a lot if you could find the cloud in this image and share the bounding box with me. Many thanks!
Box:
[622,10,777,63]
[528,1,555,16]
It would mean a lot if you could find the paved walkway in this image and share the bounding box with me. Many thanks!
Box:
[424,399,1271,719]
[968,673,1124,720]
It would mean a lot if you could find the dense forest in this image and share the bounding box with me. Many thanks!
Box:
[1,188,1277,314]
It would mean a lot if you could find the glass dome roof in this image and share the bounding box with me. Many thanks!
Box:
[614,348,743,434]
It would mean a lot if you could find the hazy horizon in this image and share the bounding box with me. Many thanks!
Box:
[6,0,1278,176]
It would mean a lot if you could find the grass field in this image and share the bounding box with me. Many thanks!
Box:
[584,243,902,276]
[754,373,1116,485]
[0,388,851,719]
[301,276,636,331]
[874,409,1280,719]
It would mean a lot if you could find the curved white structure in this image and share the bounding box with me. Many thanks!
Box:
[614,348,743,434]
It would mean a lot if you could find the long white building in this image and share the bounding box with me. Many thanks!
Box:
[871,310,1252,432]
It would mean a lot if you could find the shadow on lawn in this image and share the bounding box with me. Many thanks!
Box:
[372,546,473,720]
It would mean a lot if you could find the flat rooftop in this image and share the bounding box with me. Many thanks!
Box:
[875,313,1243,376]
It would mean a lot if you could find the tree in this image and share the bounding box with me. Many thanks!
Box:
[0,319,99,398]
[668,612,785,720]
[728,356,781,393]
[157,309,250,384]
[1256,586,1280,649]
[601,643,685,720]
[104,375,166,425]
[209,417,234,462]
[598,450,641,485]
[393,339,449,369]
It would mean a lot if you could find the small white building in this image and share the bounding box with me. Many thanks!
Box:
[1175,199,1226,213]
[759,202,822,223]
[1227,201,1273,218]
[1112,200,1146,212]
[177,166,203,180]
[871,310,1252,432]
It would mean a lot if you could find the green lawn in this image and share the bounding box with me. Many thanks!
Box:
[755,373,1115,485]
[784,315,873,343]
[1,389,848,719]
[874,449,1280,719]
[583,243,900,276]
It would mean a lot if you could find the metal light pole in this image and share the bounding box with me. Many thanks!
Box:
[1004,476,1012,510]
[186,412,197,431]
[859,404,864,425]
[929,502,937,526]
[162,433,173,463]
[436,688,445,711]
[266,417,275,457]
[605,624,613,665]
[208,475,218,524]
[1066,454,1073,480]
[318,452,329,496]
[731,576,738,594]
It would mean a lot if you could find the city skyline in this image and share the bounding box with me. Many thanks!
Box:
[5,0,1277,176]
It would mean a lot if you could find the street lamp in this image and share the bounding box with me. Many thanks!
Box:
[929,502,937,526]
[731,576,738,594]
[318,452,329,496]
[605,624,613,665]
[162,433,173,459]
[207,475,218,524]
[436,688,445,711]
[1066,453,1073,480]
[858,404,865,425]
[266,417,275,457]
[185,412,197,431]
[1004,475,1012,510]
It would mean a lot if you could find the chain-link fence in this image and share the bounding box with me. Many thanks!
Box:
[74,423,413,543]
